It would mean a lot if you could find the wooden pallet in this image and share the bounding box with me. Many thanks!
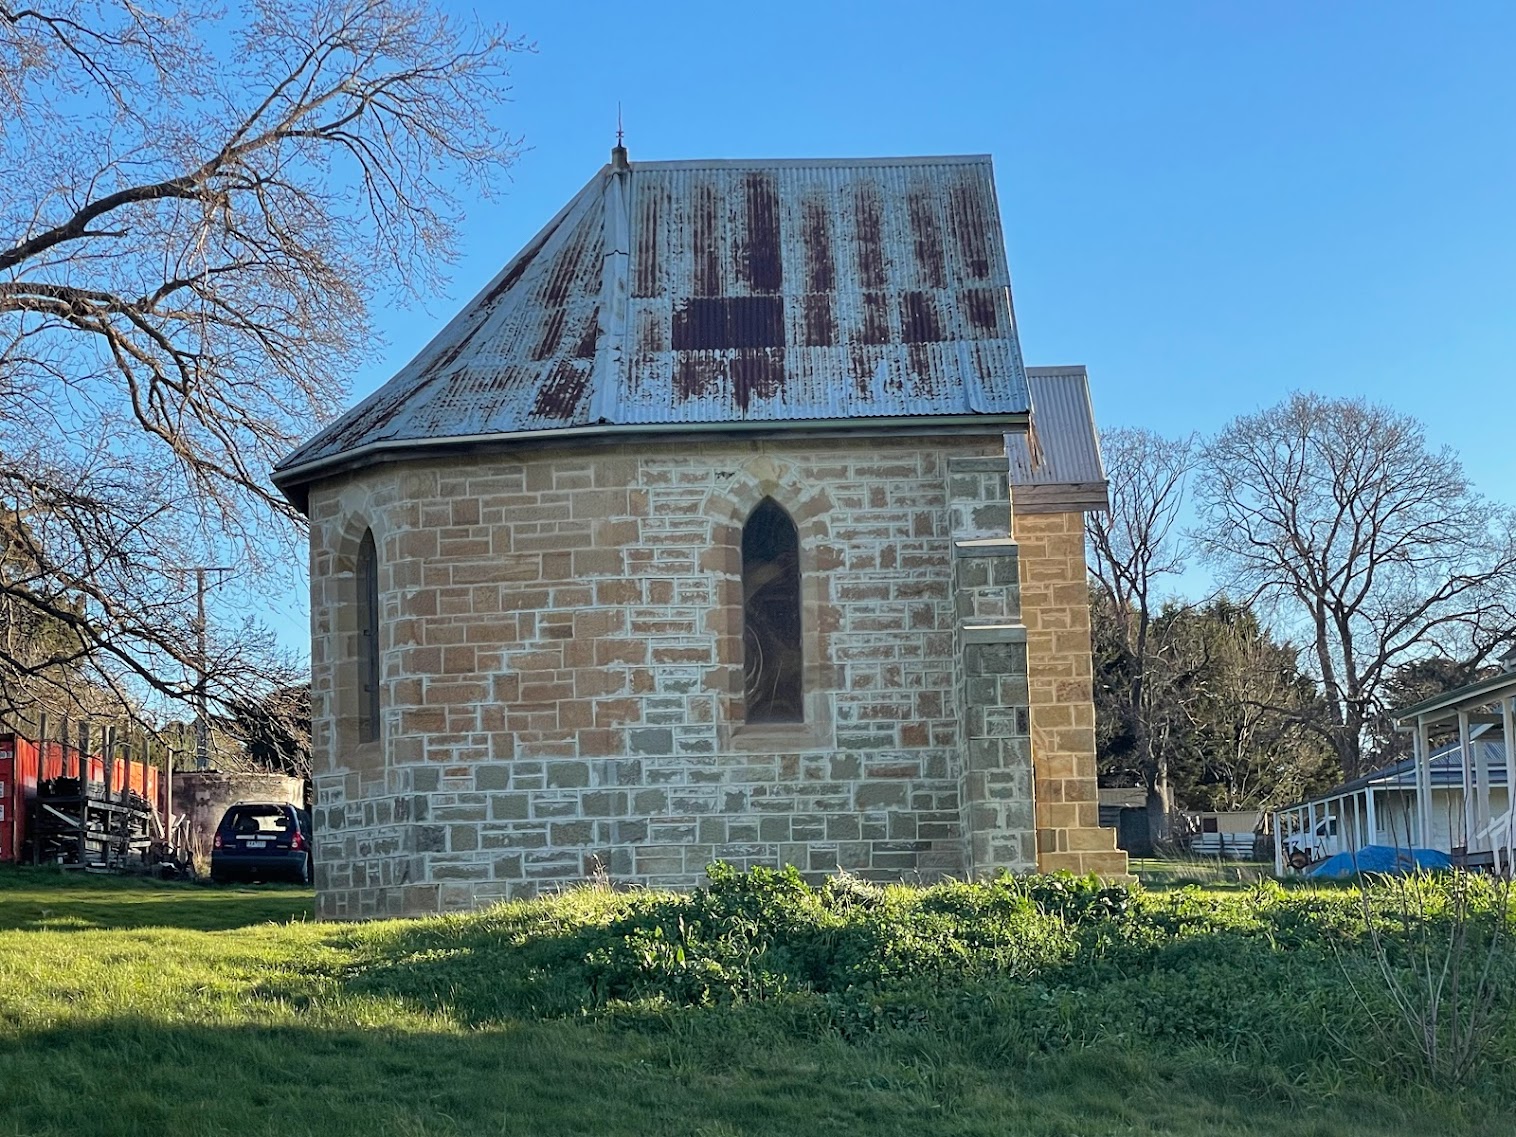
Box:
[28,779,161,869]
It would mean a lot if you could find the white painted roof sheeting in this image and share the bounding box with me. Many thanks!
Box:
[275,154,1033,491]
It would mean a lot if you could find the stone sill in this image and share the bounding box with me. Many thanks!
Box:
[959,623,1028,645]
[727,721,832,753]
[953,538,1018,557]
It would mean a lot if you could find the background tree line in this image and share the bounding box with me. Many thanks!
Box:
[1090,394,1516,835]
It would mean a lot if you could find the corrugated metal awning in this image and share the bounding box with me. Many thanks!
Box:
[1006,366,1110,514]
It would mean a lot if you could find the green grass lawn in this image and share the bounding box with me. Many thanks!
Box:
[0,865,1512,1137]
[1129,856,1277,890]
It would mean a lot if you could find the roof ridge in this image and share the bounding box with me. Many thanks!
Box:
[273,152,1037,504]
[619,154,993,171]
[587,163,630,424]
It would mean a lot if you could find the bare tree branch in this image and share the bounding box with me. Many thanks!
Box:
[0,0,526,732]
[1086,427,1199,834]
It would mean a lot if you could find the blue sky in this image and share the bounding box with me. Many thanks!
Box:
[360,0,1514,478]
[269,0,1516,645]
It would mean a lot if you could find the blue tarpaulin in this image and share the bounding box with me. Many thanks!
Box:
[1305,845,1453,878]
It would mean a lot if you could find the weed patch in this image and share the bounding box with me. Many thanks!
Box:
[1,865,1514,1135]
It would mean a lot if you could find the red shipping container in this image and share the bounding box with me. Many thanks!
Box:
[0,733,163,863]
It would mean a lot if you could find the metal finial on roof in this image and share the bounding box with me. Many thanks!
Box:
[611,103,628,171]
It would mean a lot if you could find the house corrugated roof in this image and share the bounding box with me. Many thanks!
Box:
[274,154,1033,495]
[1391,669,1516,725]
[1313,739,1509,800]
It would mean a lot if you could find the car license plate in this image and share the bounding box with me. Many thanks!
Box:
[243,840,267,849]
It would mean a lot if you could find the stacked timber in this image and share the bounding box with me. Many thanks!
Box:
[28,774,162,869]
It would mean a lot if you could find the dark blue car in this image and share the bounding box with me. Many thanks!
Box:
[210,801,313,885]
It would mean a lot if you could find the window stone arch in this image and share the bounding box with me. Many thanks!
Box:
[703,456,837,743]
[319,506,387,774]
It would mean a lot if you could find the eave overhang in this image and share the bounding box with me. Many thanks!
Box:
[1391,670,1516,729]
[272,411,1032,514]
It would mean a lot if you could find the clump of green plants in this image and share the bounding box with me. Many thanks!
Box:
[576,864,1087,1006]
[337,862,1516,1096]
[1338,871,1514,1087]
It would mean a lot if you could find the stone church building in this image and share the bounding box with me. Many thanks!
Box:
[274,150,1128,919]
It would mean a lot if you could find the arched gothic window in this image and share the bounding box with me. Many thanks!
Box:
[356,528,381,743]
[742,498,802,723]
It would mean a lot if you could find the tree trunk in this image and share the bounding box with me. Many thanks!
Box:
[1337,706,1365,780]
[1145,746,1171,845]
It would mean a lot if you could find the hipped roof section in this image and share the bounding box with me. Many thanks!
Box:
[274,154,1033,500]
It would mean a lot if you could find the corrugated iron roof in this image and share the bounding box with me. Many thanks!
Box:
[1307,739,1510,800]
[1391,668,1516,726]
[1005,366,1110,514]
[275,153,1033,491]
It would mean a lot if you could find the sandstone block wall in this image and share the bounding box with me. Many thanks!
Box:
[309,437,1017,917]
[305,434,1121,919]
[950,458,1036,876]
[1011,509,1128,876]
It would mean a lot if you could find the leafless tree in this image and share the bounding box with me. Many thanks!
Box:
[0,1,524,731]
[1193,393,1516,779]
[1086,426,1199,836]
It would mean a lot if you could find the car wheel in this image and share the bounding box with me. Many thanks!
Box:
[1288,851,1310,871]
[295,854,313,886]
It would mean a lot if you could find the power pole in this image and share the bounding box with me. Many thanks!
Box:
[190,566,233,770]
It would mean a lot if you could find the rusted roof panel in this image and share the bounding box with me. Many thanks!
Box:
[277,155,1032,482]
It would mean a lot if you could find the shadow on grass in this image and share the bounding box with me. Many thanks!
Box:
[0,1016,1466,1137]
[0,865,312,931]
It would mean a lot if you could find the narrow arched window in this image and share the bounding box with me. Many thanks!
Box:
[356,528,381,743]
[742,498,802,723]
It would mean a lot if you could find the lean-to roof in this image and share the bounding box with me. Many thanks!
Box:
[1311,739,1509,801]
[1009,366,1109,514]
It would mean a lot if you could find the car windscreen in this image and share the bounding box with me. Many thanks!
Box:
[220,805,294,836]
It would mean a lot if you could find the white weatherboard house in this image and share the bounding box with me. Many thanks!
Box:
[273,149,1128,919]
[1275,661,1516,875]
